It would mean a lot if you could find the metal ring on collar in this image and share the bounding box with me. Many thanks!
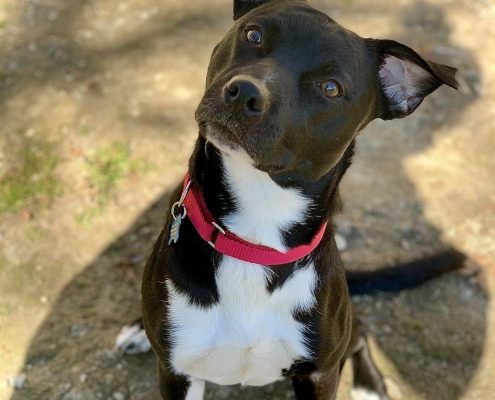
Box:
[171,201,187,220]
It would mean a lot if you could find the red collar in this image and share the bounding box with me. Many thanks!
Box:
[172,174,327,266]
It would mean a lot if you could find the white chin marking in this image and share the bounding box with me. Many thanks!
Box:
[114,323,151,355]
[351,387,384,400]
[205,125,245,157]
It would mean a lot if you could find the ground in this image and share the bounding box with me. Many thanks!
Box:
[0,0,494,399]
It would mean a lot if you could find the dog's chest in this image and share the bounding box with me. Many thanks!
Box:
[167,258,317,386]
[167,149,317,385]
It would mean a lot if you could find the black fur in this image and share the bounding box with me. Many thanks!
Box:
[347,249,466,295]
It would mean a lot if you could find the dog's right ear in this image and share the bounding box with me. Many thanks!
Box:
[234,0,271,20]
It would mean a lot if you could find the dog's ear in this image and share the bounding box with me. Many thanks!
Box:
[369,39,458,120]
[234,0,271,20]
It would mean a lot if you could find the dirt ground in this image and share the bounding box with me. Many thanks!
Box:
[0,0,494,399]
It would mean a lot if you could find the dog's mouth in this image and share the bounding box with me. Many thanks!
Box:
[201,121,242,151]
[200,121,292,174]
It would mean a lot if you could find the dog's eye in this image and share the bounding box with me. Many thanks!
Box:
[320,80,341,98]
[246,29,263,44]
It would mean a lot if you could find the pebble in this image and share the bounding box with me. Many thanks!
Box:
[335,233,348,251]
[79,373,88,384]
[112,391,125,400]
[61,389,90,400]
[70,324,89,338]
[14,373,27,389]
[58,383,72,394]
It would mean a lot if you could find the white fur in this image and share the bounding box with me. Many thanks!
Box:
[115,323,151,355]
[221,149,310,252]
[168,259,317,386]
[351,387,383,400]
[167,147,318,387]
[185,379,205,400]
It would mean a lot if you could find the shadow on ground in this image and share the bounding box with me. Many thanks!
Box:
[8,1,488,399]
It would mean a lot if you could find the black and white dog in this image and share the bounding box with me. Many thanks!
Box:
[117,1,458,399]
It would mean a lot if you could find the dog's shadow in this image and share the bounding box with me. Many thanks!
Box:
[10,1,486,400]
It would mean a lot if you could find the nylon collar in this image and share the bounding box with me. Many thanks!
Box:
[172,174,327,266]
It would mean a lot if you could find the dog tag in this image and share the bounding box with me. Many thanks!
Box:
[168,182,190,246]
[168,216,182,245]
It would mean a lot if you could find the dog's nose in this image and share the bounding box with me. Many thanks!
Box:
[223,78,264,117]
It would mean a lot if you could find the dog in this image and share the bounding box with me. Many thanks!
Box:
[117,1,458,399]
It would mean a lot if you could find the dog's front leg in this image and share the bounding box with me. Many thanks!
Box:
[157,362,205,400]
[292,366,340,400]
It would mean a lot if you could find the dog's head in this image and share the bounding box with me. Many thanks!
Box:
[195,0,457,181]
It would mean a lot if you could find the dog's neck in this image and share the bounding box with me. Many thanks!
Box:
[189,136,353,252]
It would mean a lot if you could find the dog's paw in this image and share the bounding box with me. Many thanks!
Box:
[115,319,151,355]
[351,387,388,400]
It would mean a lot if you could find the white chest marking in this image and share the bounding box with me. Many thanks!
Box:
[220,149,310,252]
[167,146,317,386]
[168,259,318,386]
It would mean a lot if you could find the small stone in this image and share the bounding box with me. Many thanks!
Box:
[25,128,36,137]
[70,324,88,338]
[112,391,125,400]
[400,239,411,250]
[79,373,87,384]
[58,383,72,394]
[14,373,27,389]
[335,233,348,251]
[40,295,48,304]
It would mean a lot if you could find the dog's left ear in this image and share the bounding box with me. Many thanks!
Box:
[234,0,272,20]
[369,39,458,120]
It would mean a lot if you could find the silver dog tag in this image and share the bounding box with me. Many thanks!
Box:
[168,181,191,246]
[168,216,182,245]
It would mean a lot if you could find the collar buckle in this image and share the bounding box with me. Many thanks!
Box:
[208,222,226,248]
